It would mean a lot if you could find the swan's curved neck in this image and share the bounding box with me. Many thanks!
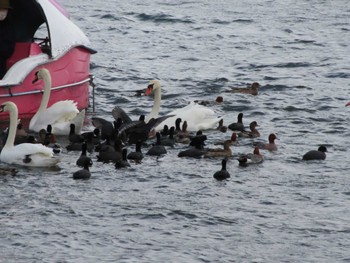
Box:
[4,105,18,149]
[37,71,52,113]
[148,87,161,119]
[30,70,52,129]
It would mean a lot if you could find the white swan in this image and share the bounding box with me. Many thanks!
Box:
[0,101,60,167]
[29,68,86,135]
[145,80,222,132]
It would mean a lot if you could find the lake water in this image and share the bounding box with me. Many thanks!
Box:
[1,0,350,262]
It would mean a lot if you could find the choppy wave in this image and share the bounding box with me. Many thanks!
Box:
[136,13,194,24]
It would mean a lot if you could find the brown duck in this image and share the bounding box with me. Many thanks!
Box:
[228,82,260,95]
[238,121,260,138]
[205,140,232,158]
[254,133,277,151]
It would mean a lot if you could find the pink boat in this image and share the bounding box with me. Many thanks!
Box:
[0,0,96,121]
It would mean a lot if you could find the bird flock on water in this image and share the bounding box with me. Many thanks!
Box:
[0,68,334,180]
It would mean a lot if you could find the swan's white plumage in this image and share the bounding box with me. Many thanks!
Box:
[145,80,221,132]
[29,68,85,135]
[0,101,60,167]
[154,101,221,131]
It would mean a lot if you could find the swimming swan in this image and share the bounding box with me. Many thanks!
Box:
[0,101,60,167]
[29,68,85,135]
[145,80,222,132]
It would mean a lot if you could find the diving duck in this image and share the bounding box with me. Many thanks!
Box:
[147,132,167,156]
[73,158,92,180]
[238,146,264,166]
[194,96,224,106]
[161,126,175,147]
[178,131,207,158]
[302,146,327,161]
[254,133,277,151]
[205,140,232,158]
[228,82,260,95]
[238,121,260,138]
[213,159,231,180]
[216,118,227,133]
[127,141,144,162]
[175,120,190,144]
[76,142,93,168]
[228,113,245,132]
[115,148,130,169]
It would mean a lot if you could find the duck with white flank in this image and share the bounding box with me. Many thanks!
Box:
[254,133,278,151]
[238,146,264,166]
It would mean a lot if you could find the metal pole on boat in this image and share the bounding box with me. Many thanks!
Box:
[89,75,96,113]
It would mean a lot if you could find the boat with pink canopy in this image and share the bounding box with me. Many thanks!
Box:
[0,0,96,121]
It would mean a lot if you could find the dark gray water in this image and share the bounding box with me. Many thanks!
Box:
[1,0,350,262]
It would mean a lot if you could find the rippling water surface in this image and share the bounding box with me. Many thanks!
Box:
[1,0,350,262]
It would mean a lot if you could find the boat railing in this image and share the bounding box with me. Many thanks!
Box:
[0,77,91,98]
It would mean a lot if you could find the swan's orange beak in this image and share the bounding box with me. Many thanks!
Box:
[145,84,154,96]
[346,102,350,107]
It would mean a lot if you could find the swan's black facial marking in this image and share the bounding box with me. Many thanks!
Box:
[145,84,154,96]
[32,71,40,84]
[0,104,5,112]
